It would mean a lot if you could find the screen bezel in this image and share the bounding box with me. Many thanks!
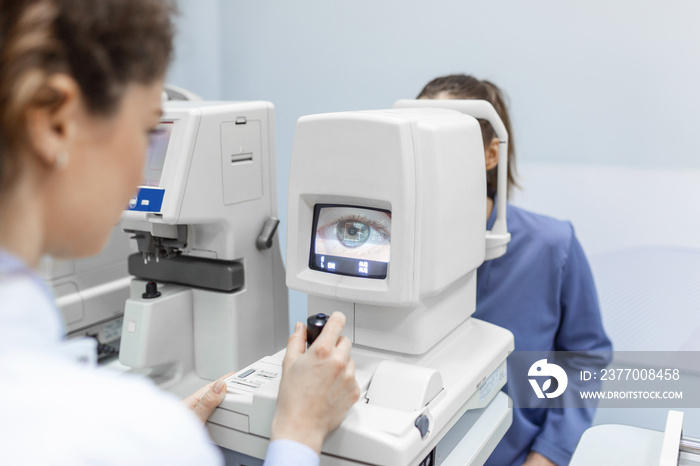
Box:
[308,203,391,280]
[142,121,174,188]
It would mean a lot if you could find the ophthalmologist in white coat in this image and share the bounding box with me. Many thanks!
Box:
[0,0,360,464]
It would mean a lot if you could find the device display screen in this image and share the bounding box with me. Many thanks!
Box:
[142,122,173,187]
[309,204,391,279]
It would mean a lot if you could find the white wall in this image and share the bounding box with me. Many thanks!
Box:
[168,0,223,99]
[173,1,700,164]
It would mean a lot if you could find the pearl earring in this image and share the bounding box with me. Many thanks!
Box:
[55,151,69,168]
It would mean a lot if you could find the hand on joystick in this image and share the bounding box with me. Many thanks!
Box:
[306,313,330,348]
[271,312,359,454]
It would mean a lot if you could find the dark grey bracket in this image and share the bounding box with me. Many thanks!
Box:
[128,253,244,293]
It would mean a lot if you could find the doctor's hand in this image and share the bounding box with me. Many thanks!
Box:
[271,312,360,454]
[182,372,232,424]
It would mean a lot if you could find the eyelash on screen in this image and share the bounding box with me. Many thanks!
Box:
[318,214,391,241]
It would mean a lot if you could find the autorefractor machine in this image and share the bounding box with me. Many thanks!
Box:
[40,227,132,363]
[116,101,289,395]
[571,411,700,465]
[39,87,207,365]
[208,103,515,465]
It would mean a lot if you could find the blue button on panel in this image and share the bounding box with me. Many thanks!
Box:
[127,187,165,212]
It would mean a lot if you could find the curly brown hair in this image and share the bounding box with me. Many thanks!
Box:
[418,74,519,198]
[0,0,176,189]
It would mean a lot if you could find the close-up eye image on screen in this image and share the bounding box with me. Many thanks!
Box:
[310,204,391,279]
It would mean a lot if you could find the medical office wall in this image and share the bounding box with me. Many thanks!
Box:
[168,0,700,412]
[169,0,700,244]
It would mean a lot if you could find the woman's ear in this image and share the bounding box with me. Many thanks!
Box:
[485,137,499,171]
[25,74,80,168]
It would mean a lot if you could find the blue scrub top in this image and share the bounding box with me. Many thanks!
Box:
[476,203,612,466]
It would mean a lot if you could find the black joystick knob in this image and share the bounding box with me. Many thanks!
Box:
[307,313,330,348]
[142,281,161,299]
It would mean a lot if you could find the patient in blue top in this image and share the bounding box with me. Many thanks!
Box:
[417,75,612,466]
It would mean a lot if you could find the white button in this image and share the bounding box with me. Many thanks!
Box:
[141,199,150,206]
[127,321,137,333]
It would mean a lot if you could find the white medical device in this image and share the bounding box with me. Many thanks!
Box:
[40,87,202,364]
[117,101,288,391]
[571,411,700,465]
[393,99,511,261]
[209,106,514,465]
[40,227,133,361]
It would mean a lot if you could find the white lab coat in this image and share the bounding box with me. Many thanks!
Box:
[0,258,223,465]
